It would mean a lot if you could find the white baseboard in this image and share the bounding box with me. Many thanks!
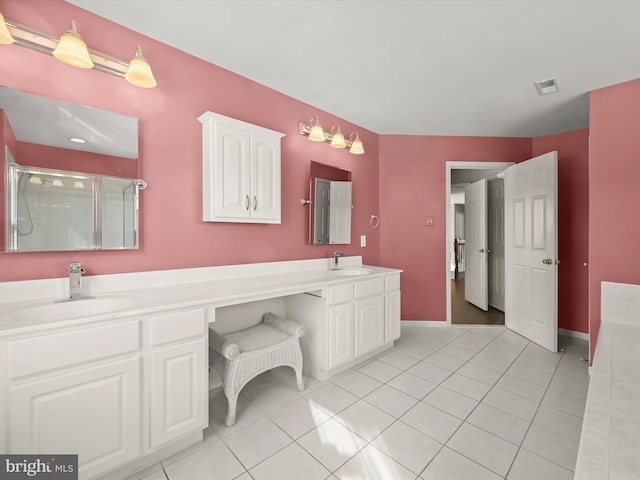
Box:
[558,328,589,341]
[401,320,448,327]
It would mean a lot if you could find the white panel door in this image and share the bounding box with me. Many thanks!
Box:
[10,357,141,479]
[464,178,488,310]
[150,338,208,449]
[505,151,558,352]
[329,181,352,244]
[488,179,505,311]
[214,123,251,219]
[251,132,281,221]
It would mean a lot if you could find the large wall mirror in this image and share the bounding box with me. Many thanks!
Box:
[309,161,352,245]
[0,86,144,252]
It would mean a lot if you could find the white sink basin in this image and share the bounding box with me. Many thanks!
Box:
[332,268,373,277]
[9,294,145,323]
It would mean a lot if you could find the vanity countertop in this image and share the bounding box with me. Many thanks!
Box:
[0,257,402,336]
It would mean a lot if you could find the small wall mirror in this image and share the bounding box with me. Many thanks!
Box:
[309,161,352,245]
[1,86,143,252]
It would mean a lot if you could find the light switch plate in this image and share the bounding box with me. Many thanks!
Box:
[360,235,367,247]
[425,216,435,226]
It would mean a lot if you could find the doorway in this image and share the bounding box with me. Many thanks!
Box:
[445,162,514,325]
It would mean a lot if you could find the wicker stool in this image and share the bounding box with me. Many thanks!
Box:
[208,312,305,426]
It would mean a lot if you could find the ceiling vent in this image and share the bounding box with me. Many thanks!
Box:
[534,77,560,95]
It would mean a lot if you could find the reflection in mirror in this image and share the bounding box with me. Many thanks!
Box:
[0,85,141,252]
[309,161,352,245]
[7,162,143,252]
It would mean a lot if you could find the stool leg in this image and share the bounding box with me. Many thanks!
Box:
[295,367,305,391]
[225,391,237,427]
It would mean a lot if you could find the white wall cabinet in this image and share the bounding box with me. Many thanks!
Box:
[199,111,285,223]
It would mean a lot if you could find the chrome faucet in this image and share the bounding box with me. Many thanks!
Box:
[331,251,343,269]
[68,262,85,300]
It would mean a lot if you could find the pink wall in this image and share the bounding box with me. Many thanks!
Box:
[533,129,589,334]
[0,0,380,281]
[589,78,640,358]
[378,135,532,320]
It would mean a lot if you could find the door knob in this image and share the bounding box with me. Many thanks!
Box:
[478,248,485,253]
[542,258,553,265]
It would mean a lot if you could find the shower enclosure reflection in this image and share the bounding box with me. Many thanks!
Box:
[7,160,145,252]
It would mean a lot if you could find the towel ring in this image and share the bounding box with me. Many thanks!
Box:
[369,215,380,229]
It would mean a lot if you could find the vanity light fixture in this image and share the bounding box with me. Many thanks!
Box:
[0,12,14,44]
[0,11,157,88]
[349,132,365,155]
[330,125,346,149]
[124,47,157,88]
[298,117,365,155]
[52,20,93,69]
[51,179,64,187]
[307,116,325,142]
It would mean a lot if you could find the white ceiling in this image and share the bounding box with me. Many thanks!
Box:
[68,0,640,137]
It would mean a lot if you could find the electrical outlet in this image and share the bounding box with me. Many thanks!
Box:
[360,235,367,247]
[425,216,435,226]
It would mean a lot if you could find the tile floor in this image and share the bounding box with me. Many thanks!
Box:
[126,325,589,480]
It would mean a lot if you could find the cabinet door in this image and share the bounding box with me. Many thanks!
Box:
[327,303,354,370]
[354,296,385,356]
[10,357,141,480]
[385,291,401,342]
[150,338,208,449]
[211,122,252,220]
[250,132,281,222]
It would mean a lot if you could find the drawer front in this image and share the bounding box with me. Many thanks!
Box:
[9,320,141,380]
[354,277,384,299]
[385,274,401,292]
[328,284,353,305]
[150,308,207,347]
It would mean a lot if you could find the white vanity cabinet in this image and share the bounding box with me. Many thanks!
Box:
[289,272,401,381]
[1,306,209,480]
[198,111,285,223]
[5,319,143,480]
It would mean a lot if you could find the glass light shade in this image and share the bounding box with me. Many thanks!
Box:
[0,12,15,44]
[124,47,157,88]
[330,125,346,148]
[307,116,325,142]
[349,132,365,155]
[51,179,64,187]
[53,21,93,69]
